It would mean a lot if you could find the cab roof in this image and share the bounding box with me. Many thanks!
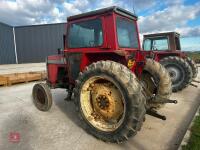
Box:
[67,6,138,21]
[143,32,180,38]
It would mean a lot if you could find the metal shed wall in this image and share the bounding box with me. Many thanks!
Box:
[15,23,66,63]
[0,22,16,64]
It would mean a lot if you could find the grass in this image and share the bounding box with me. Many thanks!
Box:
[186,51,200,63]
[182,111,200,150]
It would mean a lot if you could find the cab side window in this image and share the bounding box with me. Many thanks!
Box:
[68,19,103,48]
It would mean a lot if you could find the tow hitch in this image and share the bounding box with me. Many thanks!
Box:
[146,96,178,120]
[146,108,166,120]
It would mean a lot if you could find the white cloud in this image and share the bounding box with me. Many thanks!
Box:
[138,2,200,37]
[0,0,157,26]
[175,26,200,37]
[0,0,55,25]
[0,0,200,38]
[63,2,81,15]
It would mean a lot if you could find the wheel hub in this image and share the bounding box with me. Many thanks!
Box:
[91,83,123,121]
[169,70,176,78]
[167,66,182,83]
[96,95,109,110]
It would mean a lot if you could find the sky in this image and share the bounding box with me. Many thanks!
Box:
[0,0,200,51]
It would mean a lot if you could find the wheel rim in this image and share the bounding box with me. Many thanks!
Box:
[36,88,46,105]
[141,72,157,98]
[166,64,184,85]
[80,76,125,132]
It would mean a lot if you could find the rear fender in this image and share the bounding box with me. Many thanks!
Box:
[65,51,146,83]
[150,51,185,61]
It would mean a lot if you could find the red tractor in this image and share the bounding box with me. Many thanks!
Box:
[32,7,176,143]
[143,32,198,92]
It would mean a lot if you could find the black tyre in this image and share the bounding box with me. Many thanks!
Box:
[141,59,172,108]
[160,56,192,92]
[73,61,146,143]
[186,56,198,78]
[32,83,52,111]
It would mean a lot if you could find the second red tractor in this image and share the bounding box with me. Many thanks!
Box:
[143,32,198,92]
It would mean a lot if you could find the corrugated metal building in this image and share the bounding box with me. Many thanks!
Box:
[15,23,66,63]
[0,22,66,64]
[0,22,16,64]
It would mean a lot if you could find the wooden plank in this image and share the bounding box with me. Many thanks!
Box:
[7,73,27,86]
[0,71,46,86]
[0,76,8,86]
[26,72,42,82]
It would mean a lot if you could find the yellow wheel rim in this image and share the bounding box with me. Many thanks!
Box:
[80,76,125,132]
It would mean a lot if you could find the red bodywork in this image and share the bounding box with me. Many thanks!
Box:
[144,50,187,62]
[47,55,66,86]
[46,7,147,88]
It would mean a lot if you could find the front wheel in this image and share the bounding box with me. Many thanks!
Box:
[73,61,146,143]
[32,83,52,111]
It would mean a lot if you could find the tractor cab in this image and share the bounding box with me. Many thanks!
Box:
[142,32,186,61]
[65,6,140,51]
[143,32,181,51]
[47,6,145,88]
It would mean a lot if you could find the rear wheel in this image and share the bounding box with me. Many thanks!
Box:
[73,61,146,143]
[32,83,52,111]
[141,59,172,109]
[160,56,192,92]
[186,56,198,79]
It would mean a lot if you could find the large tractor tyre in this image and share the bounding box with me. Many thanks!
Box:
[73,61,146,143]
[160,56,192,92]
[141,59,172,108]
[186,56,198,79]
[32,83,52,111]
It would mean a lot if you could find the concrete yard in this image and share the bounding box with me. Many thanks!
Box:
[0,68,200,150]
